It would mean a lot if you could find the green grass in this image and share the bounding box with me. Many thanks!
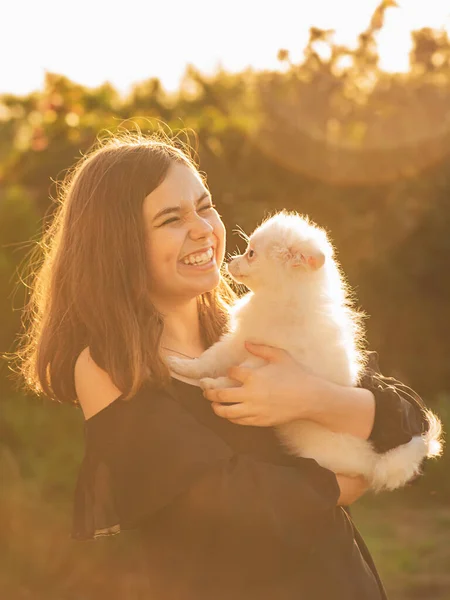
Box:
[353,494,450,600]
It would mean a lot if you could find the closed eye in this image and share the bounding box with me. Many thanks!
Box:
[200,203,216,212]
[161,217,180,225]
[160,203,216,226]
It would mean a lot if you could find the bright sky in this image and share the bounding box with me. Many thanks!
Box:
[2,0,449,96]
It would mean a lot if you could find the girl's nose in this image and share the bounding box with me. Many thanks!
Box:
[189,213,214,239]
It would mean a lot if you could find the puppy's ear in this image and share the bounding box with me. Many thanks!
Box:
[290,249,325,270]
[273,244,325,270]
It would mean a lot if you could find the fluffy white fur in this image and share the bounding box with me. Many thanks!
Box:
[168,211,442,492]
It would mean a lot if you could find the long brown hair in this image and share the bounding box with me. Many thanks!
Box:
[13,132,237,404]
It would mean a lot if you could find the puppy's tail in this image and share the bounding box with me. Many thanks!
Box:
[423,408,444,458]
[370,408,443,493]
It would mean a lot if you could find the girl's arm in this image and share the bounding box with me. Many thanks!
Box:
[358,351,430,452]
[335,474,369,505]
[203,343,441,492]
[305,380,376,440]
[306,351,432,449]
[203,343,441,460]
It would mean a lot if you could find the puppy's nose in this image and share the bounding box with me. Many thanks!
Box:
[226,258,240,277]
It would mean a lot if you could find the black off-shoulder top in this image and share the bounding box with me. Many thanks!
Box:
[71,351,428,600]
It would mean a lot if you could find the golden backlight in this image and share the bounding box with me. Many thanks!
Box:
[0,0,448,95]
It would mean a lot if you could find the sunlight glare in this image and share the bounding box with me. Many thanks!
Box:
[376,1,450,73]
[0,0,449,95]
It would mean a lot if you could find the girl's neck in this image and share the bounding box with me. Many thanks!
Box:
[158,298,206,355]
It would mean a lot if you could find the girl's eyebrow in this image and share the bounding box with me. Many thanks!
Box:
[152,192,211,222]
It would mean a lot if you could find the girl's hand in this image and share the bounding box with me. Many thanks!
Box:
[204,341,376,439]
[202,341,322,427]
[335,474,370,506]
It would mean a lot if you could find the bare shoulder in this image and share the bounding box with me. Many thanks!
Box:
[74,346,123,421]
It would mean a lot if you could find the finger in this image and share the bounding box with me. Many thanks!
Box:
[227,417,261,426]
[204,387,249,404]
[244,341,287,363]
[211,402,255,420]
[202,389,220,403]
[203,389,239,404]
[227,365,252,383]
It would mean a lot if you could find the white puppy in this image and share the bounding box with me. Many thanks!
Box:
[168,211,442,491]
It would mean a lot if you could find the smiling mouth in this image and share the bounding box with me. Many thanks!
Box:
[180,246,215,267]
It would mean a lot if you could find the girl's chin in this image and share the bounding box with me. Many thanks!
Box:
[182,269,221,295]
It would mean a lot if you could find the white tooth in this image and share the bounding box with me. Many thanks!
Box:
[181,248,214,265]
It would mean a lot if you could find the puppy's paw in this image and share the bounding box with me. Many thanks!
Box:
[166,356,204,378]
[199,377,217,391]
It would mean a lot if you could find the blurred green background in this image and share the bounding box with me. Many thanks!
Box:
[1,2,449,598]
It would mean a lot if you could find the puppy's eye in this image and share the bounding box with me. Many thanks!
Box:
[248,249,255,258]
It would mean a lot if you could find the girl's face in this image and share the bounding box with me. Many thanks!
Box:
[143,162,226,308]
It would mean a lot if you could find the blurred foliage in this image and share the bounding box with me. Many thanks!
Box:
[1,5,450,398]
[1,2,450,597]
